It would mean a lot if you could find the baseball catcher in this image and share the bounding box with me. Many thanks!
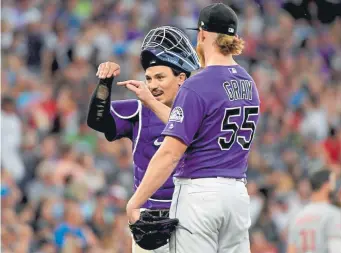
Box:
[87,26,199,252]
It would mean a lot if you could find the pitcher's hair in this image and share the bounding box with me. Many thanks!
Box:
[214,34,245,56]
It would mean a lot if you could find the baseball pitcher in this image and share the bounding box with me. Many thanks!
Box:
[126,3,260,253]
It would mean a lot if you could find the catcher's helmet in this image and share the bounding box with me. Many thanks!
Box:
[141,26,200,77]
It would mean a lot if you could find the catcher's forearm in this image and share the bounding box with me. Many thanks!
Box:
[87,77,117,141]
[146,99,171,124]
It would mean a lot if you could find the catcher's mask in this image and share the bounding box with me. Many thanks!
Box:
[141,26,200,78]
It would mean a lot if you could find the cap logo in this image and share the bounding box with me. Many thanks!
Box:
[228,28,235,33]
[201,21,205,27]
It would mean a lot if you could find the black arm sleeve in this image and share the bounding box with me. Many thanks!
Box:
[87,77,117,141]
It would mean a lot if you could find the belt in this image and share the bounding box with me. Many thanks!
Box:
[144,209,169,217]
[233,177,247,184]
[214,177,247,185]
[190,177,247,184]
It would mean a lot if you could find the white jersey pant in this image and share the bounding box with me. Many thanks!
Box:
[169,177,251,253]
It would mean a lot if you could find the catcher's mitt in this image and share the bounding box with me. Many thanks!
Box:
[129,211,179,250]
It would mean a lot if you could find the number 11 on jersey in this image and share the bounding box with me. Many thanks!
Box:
[300,229,316,252]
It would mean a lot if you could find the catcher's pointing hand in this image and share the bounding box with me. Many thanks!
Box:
[96,62,121,79]
[117,80,155,106]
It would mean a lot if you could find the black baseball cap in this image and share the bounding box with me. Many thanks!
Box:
[187,3,238,36]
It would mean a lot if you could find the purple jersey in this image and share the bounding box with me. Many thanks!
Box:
[110,99,174,209]
[162,65,260,179]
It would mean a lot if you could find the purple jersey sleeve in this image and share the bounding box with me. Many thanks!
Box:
[110,99,140,140]
[162,87,205,145]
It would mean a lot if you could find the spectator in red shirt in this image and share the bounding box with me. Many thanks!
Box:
[323,127,341,166]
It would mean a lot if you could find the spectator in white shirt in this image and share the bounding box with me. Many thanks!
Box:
[1,96,25,182]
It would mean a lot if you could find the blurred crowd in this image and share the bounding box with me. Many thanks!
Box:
[1,0,341,252]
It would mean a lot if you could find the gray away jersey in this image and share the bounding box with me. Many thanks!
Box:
[288,202,341,253]
[162,65,260,179]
